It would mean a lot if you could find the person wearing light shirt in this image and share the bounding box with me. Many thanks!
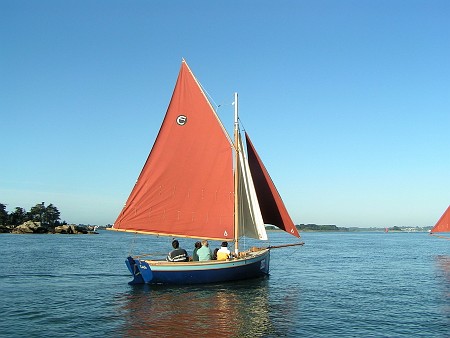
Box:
[197,240,212,261]
[216,241,231,261]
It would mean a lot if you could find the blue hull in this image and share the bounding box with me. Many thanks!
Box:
[125,249,270,285]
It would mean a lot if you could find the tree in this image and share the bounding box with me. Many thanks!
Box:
[45,204,61,226]
[29,202,46,224]
[8,207,27,226]
[2,202,62,228]
[0,204,7,225]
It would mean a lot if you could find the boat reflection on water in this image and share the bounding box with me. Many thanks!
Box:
[436,255,450,289]
[116,277,273,337]
[435,255,450,322]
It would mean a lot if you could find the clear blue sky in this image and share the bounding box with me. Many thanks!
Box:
[1,1,449,227]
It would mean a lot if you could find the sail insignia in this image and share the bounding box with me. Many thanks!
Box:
[176,115,187,126]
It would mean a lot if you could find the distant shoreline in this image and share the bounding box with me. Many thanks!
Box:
[266,224,432,233]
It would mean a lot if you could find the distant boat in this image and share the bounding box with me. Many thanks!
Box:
[109,60,304,284]
[429,205,450,240]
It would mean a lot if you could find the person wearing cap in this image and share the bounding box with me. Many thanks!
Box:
[216,241,231,261]
[166,239,189,262]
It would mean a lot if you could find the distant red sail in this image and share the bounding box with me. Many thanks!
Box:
[430,206,450,233]
[114,61,234,240]
[245,132,300,238]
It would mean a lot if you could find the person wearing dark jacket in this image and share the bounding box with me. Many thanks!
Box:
[166,239,189,262]
[192,241,202,261]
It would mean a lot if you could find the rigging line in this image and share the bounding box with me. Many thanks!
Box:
[198,81,222,110]
[238,117,247,133]
[199,80,235,113]
[269,243,304,258]
[216,101,235,110]
[128,232,138,257]
[135,252,167,259]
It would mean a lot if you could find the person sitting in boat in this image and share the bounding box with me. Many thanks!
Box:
[216,241,231,261]
[212,248,219,260]
[192,241,202,261]
[197,240,212,261]
[166,239,189,262]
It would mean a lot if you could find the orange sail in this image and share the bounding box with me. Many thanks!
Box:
[245,132,300,238]
[113,61,234,240]
[430,206,450,233]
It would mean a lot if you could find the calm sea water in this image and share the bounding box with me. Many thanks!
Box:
[0,231,448,337]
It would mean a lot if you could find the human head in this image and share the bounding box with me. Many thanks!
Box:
[172,240,179,249]
[221,241,228,247]
[195,241,202,249]
[201,240,208,247]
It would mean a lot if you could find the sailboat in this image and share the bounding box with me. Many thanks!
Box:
[110,60,303,284]
[430,205,450,240]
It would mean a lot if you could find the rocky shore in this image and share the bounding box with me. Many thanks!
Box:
[0,221,98,234]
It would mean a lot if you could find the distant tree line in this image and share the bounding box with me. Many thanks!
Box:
[0,202,63,227]
[297,224,349,232]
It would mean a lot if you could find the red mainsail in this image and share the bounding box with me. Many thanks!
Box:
[113,61,234,240]
[245,132,300,238]
[430,206,450,234]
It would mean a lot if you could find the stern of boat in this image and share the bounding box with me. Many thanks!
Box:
[125,256,153,285]
[260,249,270,275]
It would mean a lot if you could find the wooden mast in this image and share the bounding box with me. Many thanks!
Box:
[234,92,239,255]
